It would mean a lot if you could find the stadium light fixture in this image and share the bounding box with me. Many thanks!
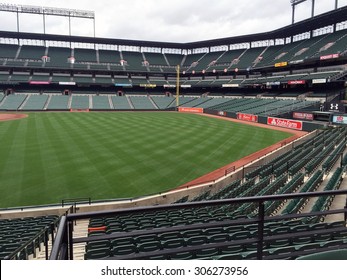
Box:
[0,3,94,18]
[0,3,95,37]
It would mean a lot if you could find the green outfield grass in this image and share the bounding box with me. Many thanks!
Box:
[0,112,293,208]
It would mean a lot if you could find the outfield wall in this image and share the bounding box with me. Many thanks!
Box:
[204,109,325,132]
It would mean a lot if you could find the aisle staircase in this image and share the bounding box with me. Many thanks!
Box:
[34,219,89,260]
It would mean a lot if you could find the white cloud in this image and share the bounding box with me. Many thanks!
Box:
[0,0,346,42]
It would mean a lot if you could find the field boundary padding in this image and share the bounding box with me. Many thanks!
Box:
[70,108,90,112]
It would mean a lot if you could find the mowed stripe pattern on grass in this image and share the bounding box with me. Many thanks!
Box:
[0,112,292,207]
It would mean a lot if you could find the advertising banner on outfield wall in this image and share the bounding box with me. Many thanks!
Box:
[218,111,227,116]
[293,112,314,121]
[267,117,303,130]
[237,113,258,123]
[178,107,204,113]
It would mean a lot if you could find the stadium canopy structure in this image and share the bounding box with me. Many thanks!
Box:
[0,6,345,50]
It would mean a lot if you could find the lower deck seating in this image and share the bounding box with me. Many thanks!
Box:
[46,95,70,110]
[0,215,59,260]
[84,216,347,260]
[20,95,48,110]
[0,94,27,110]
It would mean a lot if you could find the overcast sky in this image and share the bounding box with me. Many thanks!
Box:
[0,0,346,42]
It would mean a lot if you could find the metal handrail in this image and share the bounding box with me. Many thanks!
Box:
[3,223,55,260]
[49,215,67,260]
[66,189,347,221]
[50,189,347,260]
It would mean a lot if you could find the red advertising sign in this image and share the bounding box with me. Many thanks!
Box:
[293,112,314,121]
[288,80,306,85]
[267,117,303,131]
[29,81,50,85]
[237,113,258,123]
[178,107,204,113]
[320,54,339,60]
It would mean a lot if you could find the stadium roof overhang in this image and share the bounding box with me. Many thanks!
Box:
[0,6,346,50]
[185,5,347,48]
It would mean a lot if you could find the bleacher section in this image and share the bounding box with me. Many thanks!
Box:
[0,94,27,110]
[111,96,132,109]
[46,47,72,68]
[151,96,175,109]
[46,95,70,110]
[92,96,111,110]
[20,95,48,110]
[121,51,146,72]
[0,215,59,260]
[130,96,156,109]
[0,92,321,114]
[0,27,344,75]
[70,95,89,109]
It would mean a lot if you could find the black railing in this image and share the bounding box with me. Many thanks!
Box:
[4,222,56,260]
[50,189,347,260]
[62,197,91,208]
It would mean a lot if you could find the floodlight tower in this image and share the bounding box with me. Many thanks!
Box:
[291,0,340,24]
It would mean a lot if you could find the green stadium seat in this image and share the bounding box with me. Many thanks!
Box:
[161,239,186,249]
[158,231,182,241]
[268,246,295,260]
[181,229,204,238]
[86,240,111,251]
[195,248,220,258]
[185,236,208,246]
[169,251,195,260]
[297,249,347,260]
[137,241,162,253]
[134,234,160,243]
[213,253,243,260]
[84,248,111,259]
[266,238,291,248]
[219,244,244,255]
[208,233,231,243]
[111,244,137,256]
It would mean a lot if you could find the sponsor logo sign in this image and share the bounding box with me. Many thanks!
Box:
[266,82,281,86]
[320,54,339,60]
[288,80,306,85]
[178,107,203,113]
[293,112,314,121]
[222,84,239,88]
[267,117,303,131]
[312,79,327,84]
[59,82,76,85]
[140,84,156,88]
[332,115,347,124]
[289,59,304,64]
[29,81,50,85]
[114,83,132,87]
[237,113,258,123]
[326,102,344,112]
[274,62,288,67]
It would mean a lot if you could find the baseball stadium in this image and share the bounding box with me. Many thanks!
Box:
[0,0,347,261]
